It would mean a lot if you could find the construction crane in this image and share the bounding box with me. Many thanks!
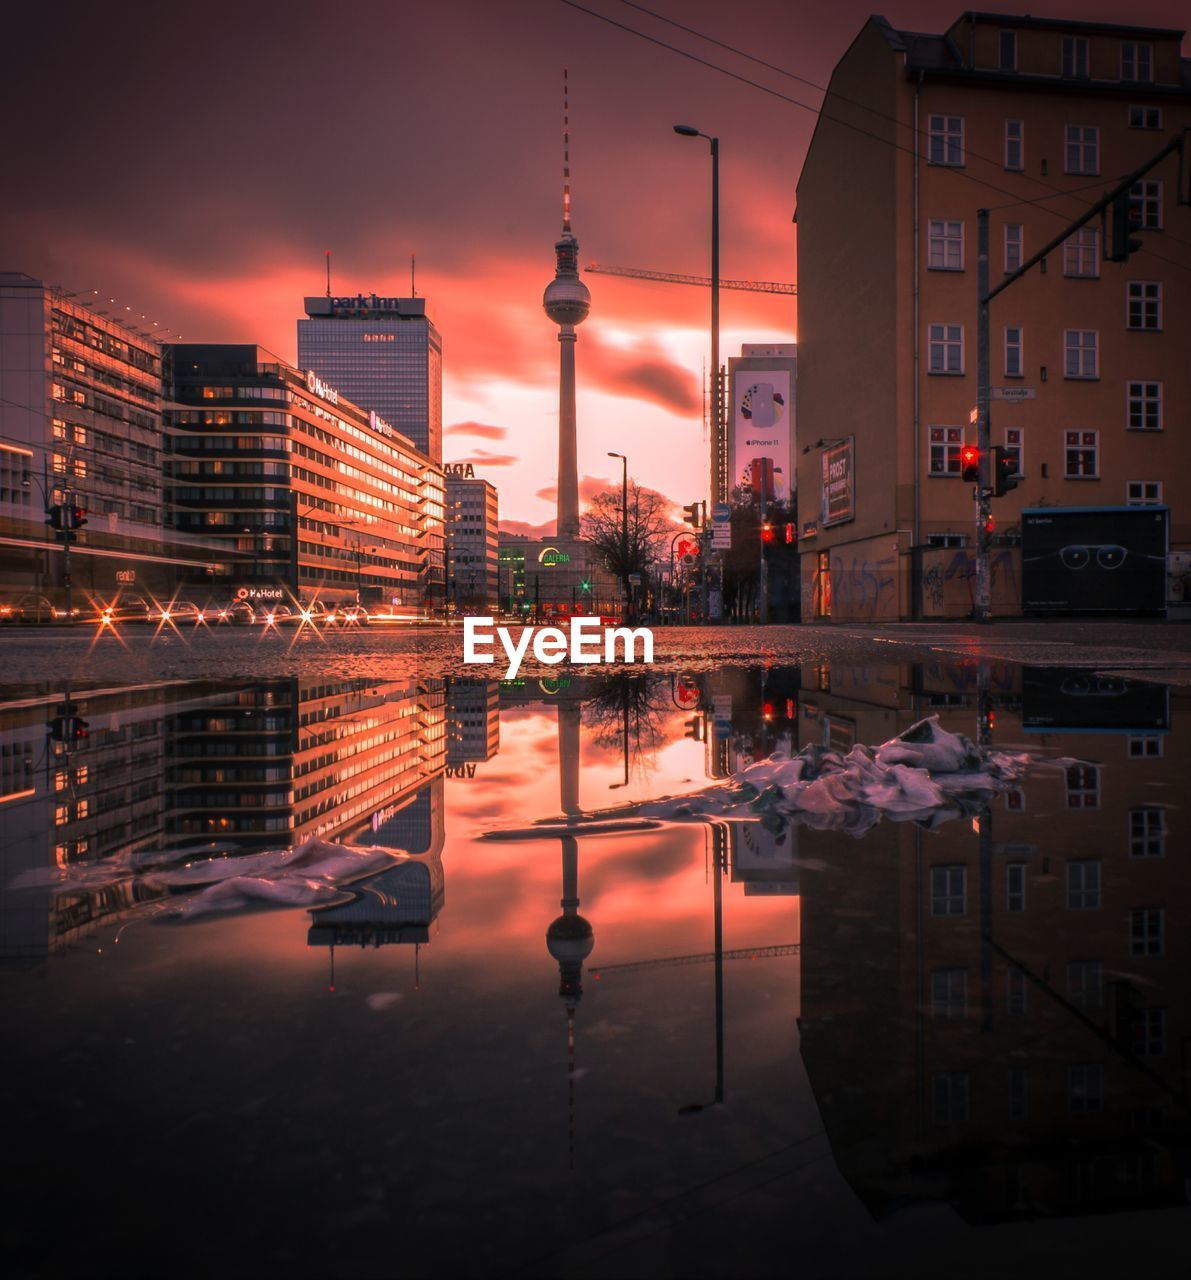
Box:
[590,943,799,978]
[586,263,796,295]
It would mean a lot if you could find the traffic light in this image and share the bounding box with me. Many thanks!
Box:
[684,715,704,741]
[49,714,89,744]
[1106,189,1144,262]
[960,444,981,483]
[761,523,775,544]
[45,504,63,530]
[68,504,88,530]
[682,502,701,528]
[785,523,795,545]
[991,446,1020,497]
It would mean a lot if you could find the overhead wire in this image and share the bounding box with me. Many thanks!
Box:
[558,0,1191,278]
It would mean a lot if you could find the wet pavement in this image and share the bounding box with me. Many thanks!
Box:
[2,640,1189,1278]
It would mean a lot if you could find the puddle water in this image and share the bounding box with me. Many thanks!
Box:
[2,661,1187,1277]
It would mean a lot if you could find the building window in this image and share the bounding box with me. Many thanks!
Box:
[1126,480,1163,506]
[928,427,965,476]
[1066,763,1100,807]
[1064,330,1098,379]
[933,1072,969,1125]
[1068,1064,1104,1114]
[928,219,964,271]
[51,453,67,474]
[931,864,966,915]
[1128,105,1163,129]
[1003,428,1024,476]
[1130,908,1164,957]
[1004,327,1024,377]
[931,968,967,1020]
[1006,965,1027,1015]
[1006,862,1026,912]
[1062,36,1089,78]
[927,533,966,548]
[1131,180,1163,229]
[1063,227,1099,278]
[1128,734,1163,758]
[928,115,964,166]
[54,803,68,826]
[1066,860,1101,910]
[1003,119,1023,169]
[1004,223,1023,273]
[1129,808,1165,858]
[1121,41,1153,82]
[1064,125,1099,175]
[1007,1068,1029,1120]
[1127,282,1162,331]
[1064,431,1099,479]
[1132,1008,1165,1057]
[928,324,964,375]
[1127,382,1162,432]
[999,30,1017,70]
[1067,959,1103,1009]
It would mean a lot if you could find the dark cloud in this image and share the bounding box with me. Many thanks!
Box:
[499,519,556,539]
[446,421,508,440]
[536,485,558,502]
[582,334,700,414]
[450,447,519,467]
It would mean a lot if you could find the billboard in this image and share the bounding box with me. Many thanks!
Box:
[731,370,791,503]
[1022,507,1167,614]
[1022,667,1169,732]
[820,438,854,527]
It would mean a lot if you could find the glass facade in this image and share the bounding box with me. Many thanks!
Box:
[298,296,442,464]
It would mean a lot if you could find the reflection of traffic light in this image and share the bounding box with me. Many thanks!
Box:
[1106,188,1144,262]
[762,701,774,720]
[682,502,701,528]
[991,446,1020,497]
[761,523,775,544]
[684,715,704,741]
[960,444,981,483]
[785,523,795,544]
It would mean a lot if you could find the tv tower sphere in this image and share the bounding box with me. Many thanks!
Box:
[543,235,591,327]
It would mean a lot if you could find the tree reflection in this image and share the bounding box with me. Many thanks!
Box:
[581,672,669,785]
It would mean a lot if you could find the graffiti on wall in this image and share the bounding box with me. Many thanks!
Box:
[920,548,1019,618]
[829,552,898,621]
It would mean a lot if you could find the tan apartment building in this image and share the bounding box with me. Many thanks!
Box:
[795,12,1191,621]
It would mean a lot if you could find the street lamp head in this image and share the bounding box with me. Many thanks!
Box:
[608,451,625,460]
[673,124,700,137]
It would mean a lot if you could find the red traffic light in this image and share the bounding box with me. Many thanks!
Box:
[960,445,981,483]
[761,523,775,544]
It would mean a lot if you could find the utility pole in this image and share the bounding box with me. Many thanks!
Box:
[758,482,770,625]
[975,212,992,624]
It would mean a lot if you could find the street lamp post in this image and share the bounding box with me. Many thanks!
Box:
[608,451,628,621]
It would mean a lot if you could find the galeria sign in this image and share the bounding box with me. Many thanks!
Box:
[463,616,654,680]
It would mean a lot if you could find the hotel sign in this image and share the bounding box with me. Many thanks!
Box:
[821,438,855,527]
[538,546,571,567]
[368,410,394,438]
[305,370,339,405]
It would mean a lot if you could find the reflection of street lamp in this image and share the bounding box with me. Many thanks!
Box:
[680,825,725,1114]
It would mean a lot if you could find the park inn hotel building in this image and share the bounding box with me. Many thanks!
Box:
[163,346,444,610]
[794,11,1191,622]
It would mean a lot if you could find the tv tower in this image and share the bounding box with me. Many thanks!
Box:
[542,69,590,541]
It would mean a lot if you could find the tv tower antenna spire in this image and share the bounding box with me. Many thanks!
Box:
[562,67,571,233]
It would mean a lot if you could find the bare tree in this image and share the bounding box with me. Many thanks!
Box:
[582,481,672,615]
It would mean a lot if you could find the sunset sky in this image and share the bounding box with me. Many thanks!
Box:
[6,0,1187,533]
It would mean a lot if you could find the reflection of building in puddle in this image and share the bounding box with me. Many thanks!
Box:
[166,678,446,849]
[307,847,444,949]
[797,665,1191,1223]
[445,679,499,770]
[1,677,448,962]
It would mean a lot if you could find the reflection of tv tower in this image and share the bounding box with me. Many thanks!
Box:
[544,701,592,1167]
[542,70,590,541]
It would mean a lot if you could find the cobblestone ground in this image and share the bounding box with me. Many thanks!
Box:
[3,619,1191,684]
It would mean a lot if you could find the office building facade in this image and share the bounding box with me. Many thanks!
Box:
[298,294,442,464]
[163,345,444,609]
[0,274,220,604]
[795,13,1191,621]
[445,471,499,612]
